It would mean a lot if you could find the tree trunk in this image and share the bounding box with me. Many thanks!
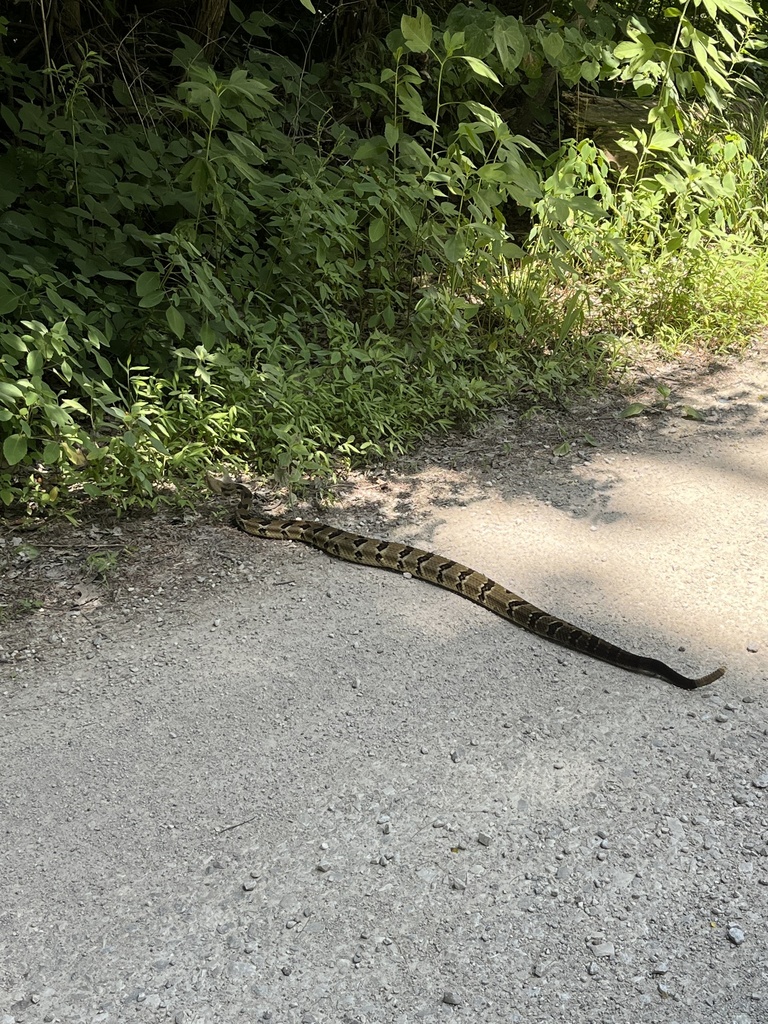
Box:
[194,0,228,63]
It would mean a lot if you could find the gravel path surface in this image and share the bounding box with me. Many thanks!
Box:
[2,343,767,1023]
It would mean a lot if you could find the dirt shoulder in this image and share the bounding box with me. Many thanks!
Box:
[1,340,767,1023]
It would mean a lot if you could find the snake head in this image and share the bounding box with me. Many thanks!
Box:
[206,472,239,495]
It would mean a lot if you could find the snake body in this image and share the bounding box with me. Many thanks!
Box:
[208,475,724,691]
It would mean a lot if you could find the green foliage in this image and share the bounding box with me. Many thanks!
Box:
[1,1,767,511]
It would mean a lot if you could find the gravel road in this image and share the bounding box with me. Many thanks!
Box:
[2,343,767,1023]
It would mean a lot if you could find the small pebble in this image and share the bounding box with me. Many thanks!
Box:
[727,926,745,946]
[477,832,491,847]
[591,942,615,958]
[747,643,759,653]
[715,714,729,723]
[651,961,669,975]
[442,991,461,1006]
[316,861,331,873]
[587,962,599,976]
[281,966,292,976]
[753,772,768,789]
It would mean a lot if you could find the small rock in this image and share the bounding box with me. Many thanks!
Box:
[477,832,491,847]
[747,643,759,653]
[281,966,292,976]
[452,877,466,891]
[442,991,461,1006]
[651,961,669,975]
[715,714,729,723]
[591,942,615,958]
[753,772,768,789]
[727,926,745,946]
[533,961,550,978]
[587,962,599,976]
[450,749,462,763]
[316,861,331,872]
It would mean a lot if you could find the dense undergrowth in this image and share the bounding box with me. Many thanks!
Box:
[1,0,767,511]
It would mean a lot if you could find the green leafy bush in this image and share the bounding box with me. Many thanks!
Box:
[1,1,766,510]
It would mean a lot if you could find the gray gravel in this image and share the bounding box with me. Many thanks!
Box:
[2,343,768,1023]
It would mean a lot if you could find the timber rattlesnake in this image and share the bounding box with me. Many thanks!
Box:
[207,474,725,690]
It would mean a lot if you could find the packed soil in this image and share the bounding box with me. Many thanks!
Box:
[1,338,767,1024]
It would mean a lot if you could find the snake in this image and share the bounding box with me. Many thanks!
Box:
[207,474,725,690]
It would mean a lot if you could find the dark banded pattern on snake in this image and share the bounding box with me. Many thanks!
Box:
[207,475,725,691]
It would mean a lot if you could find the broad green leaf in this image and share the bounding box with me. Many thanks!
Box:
[3,433,27,465]
[26,349,44,374]
[540,32,565,63]
[460,55,501,84]
[398,205,418,233]
[138,291,165,309]
[648,130,679,151]
[493,18,526,72]
[369,217,386,243]
[136,271,161,298]
[621,403,645,418]
[42,441,61,465]
[353,137,388,162]
[442,30,465,57]
[681,405,706,421]
[553,441,571,456]
[0,381,24,404]
[703,0,755,24]
[401,12,432,53]
[444,232,467,264]
[94,352,113,377]
[166,305,186,339]
[384,121,399,149]
[464,101,505,133]
[0,270,20,315]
